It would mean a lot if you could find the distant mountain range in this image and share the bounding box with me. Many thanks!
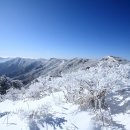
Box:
[0,56,129,84]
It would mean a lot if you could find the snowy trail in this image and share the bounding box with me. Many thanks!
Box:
[0,92,94,130]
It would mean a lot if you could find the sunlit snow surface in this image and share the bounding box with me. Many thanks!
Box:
[0,92,95,130]
[0,56,130,130]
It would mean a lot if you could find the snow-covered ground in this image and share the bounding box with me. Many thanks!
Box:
[0,56,130,130]
[0,92,95,130]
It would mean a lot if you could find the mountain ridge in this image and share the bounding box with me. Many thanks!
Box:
[0,56,129,84]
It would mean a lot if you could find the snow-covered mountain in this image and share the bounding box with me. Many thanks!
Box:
[0,57,98,84]
[0,56,130,130]
[0,56,128,84]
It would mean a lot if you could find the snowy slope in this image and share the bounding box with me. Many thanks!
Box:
[0,56,130,130]
[0,57,97,84]
[0,92,95,130]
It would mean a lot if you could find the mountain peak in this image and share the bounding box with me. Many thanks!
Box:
[101,56,128,63]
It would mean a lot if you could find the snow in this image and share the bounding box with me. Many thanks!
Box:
[0,114,28,130]
[119,97,130,106]
[70,112,94,130]
[113,113,130,130]
[0,56,130,130]
[0,92,95,130]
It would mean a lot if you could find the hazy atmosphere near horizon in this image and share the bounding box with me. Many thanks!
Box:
[0,0,130,59]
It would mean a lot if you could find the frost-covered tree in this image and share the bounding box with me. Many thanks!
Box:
[0,75,12,94]
[0,75,23,95]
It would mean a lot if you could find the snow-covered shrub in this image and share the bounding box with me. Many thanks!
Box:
[4,87,26,101]
[25,80,53,100]
[62,78,112,128]
[12,80,23,89]
[63,79,108,111]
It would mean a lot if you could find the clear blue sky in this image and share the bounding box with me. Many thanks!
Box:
[0,0,130,59]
